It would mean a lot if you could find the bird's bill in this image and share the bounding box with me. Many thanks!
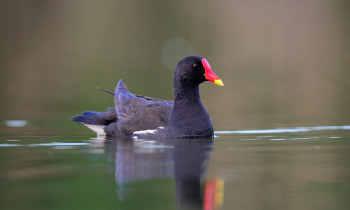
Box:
[202,59,224,86]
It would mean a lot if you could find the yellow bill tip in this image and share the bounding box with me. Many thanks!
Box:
[214,79,224,86]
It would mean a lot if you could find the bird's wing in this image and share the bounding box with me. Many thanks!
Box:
[114,80,173,135]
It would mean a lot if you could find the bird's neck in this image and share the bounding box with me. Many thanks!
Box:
[173,82,202,105]
[171,80,213,137]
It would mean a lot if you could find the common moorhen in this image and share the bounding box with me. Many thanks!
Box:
[72,56,223,138]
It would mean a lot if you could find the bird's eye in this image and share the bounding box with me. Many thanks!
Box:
[193,64,199,70]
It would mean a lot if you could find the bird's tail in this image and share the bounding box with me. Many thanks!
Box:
[72,109,117,136]
[72,111,104,125]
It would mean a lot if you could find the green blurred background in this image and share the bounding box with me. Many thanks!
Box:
[1,0,349,131]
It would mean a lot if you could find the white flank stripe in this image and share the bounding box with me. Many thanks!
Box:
[133,129,158,135]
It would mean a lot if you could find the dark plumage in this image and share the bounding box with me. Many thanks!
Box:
[72,56,223,139]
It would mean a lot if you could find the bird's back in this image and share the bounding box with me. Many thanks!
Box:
[114,80,173,136]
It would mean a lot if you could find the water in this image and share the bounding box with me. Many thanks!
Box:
[1,124,349,210]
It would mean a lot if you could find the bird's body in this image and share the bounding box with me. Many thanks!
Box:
[72,56,223,139]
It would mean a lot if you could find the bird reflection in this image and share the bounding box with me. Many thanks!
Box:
[173,139,212,209]
[101,137,222,209]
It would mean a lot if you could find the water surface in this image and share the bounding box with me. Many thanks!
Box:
[1,124,349,210]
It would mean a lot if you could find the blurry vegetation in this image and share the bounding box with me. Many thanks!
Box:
[0,0,349,130]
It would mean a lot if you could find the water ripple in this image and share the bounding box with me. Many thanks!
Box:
[215,125,350,134]
[0,142,89,148]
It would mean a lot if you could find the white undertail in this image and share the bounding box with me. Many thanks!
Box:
[83,124,106,136]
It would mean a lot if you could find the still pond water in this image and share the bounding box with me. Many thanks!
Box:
[1,121,350,210]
